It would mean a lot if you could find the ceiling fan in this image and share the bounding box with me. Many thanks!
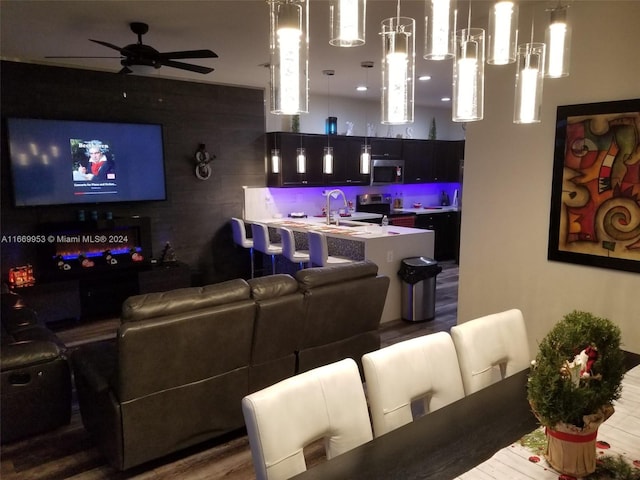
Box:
[47,22,217,75]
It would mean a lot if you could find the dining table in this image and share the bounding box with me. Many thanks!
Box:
[292,352,640,480]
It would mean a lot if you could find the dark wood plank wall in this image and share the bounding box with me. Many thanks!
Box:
[0,61,266,285]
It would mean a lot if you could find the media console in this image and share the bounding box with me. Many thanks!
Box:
[13,217,191,324]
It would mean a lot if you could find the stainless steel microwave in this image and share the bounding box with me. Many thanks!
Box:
[370,159,404,185]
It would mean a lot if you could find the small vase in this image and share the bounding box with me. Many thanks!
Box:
[545,405,614,477]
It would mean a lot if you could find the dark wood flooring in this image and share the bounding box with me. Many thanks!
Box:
[0,262,458,479]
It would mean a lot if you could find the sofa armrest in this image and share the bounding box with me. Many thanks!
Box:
[72,341,117,394]
[1,340,63,371]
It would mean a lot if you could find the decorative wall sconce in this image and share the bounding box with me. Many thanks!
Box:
[329,0,366,47]
[268,0,309,115]
[381,5,415,125]
[423,0,456,60]
[195,143,214,180]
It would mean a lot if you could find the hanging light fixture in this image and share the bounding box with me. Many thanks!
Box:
[545,3,571,78]
[323,69,335,175]
[271,149,281,173]
[296,147,306,173]
[514,23,546,124]
[268,0,309,115]
[381,1,415,125]
[423,0,456,60]
[487,1,518,65]
[452,4,485,122]
[329,0,366,47]
[360,61,374,174]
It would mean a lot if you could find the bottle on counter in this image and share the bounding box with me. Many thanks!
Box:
[381,215,389,226]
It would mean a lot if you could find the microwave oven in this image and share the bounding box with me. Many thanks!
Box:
[370,159,404,185]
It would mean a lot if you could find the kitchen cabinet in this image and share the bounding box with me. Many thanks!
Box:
[266,132,324,187]
[370,137,403,159]
[324,135,370,186]
[402,139,435,183]
[415,211,460,262]
[432,140,464,182]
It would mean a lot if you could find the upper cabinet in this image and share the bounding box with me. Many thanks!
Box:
[266,132,464,187]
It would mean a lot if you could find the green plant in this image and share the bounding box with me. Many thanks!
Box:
[527,311,625,428]
[428,117,437,140]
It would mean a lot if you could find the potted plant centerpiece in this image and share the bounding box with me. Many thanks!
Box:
[527,310,626,477]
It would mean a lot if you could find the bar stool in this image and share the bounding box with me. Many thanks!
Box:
[307,230,354,267]
[231,217,254,278]
[280,226,310,270]
[251,222,283,276]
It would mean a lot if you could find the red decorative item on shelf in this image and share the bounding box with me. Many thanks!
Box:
[8,264,35,288]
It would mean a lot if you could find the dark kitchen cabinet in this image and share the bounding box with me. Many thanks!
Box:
[402,139,435,183]
[432,140,464,182]
[324,135,370,186]
[370,137,403,159]
[266,132,324,187]
[415,211,460,262]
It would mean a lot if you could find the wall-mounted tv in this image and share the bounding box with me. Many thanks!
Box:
[6,117,167,207]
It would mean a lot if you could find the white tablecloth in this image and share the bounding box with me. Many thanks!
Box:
[456,364,640,479]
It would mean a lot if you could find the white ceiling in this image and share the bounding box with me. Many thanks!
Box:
[1,0,498,108]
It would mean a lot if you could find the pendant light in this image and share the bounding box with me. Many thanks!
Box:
[381,1,415,125]
[545,3,571,78]
[360,61,374,174]
[296,147,306,173]
[329,0,366,47]
[487,1,518,65]
[271,134,281,174]
[323,70,335,175]
[452,5,485,122]
[423,0,456,60]
[268,0,309,115]
[514,23,545,124]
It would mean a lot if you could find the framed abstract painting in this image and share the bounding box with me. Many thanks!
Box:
[548,98,640,273]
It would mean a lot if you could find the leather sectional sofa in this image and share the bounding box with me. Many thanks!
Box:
[71,260,389,470]
[1,290,72,444]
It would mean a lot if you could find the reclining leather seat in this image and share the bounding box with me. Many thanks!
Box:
[71,280,256,470]
[1,292,72,444]
[295,260,390,376]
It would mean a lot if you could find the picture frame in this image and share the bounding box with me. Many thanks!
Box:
[548,98,640,273]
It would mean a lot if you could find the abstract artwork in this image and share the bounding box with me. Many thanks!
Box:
[548,99,640,273]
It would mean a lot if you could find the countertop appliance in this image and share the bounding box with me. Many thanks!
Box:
[356,193,416,225]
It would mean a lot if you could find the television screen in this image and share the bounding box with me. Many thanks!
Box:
[6,117,167,206]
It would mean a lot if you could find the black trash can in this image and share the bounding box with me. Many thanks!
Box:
[398,257,442,322]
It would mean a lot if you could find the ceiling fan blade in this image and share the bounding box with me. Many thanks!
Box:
[156,49,218,60]
[89,39,125,53]
[45,55,122,59]
[157,59,214,74]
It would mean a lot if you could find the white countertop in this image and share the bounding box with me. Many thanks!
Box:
[266,217,426,239]
[392,206,460,215]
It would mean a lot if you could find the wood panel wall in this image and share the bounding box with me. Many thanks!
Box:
[0,61,266,285]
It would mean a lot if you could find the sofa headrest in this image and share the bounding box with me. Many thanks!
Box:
[248,274,299,300]
[295,260,379,290]
[122,279,251,322]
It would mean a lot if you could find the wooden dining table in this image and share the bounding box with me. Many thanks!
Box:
[293,352,640,480]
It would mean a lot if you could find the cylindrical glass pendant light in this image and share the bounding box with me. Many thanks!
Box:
[487,1,518,65]
[514,42,545,123]
[329,0,366,47]
[452,28,485,122]
[271,149,281,173]
[381,15,415,125]
[545,4,571,78]
[269,0,309,115]
[323,146,334,174]
[424,0,456,60]
[360,144,371,174]
[296,147,306,173]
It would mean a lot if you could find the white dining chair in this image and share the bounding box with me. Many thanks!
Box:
[231,217,254,278]
[242,358,373,480]
[279,226,309,270]
[251,222,283,276]
[362,331,465,437]
[450,308,531,395]
[307,230,353,267]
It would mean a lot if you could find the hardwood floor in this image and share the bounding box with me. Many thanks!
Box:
[1,262,458,480]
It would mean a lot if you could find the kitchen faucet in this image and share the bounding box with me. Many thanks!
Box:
[324,189,348,225]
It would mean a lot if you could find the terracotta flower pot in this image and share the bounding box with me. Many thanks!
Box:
[545,405,614,477]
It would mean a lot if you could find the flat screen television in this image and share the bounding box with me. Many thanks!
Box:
[6,117,167,207]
